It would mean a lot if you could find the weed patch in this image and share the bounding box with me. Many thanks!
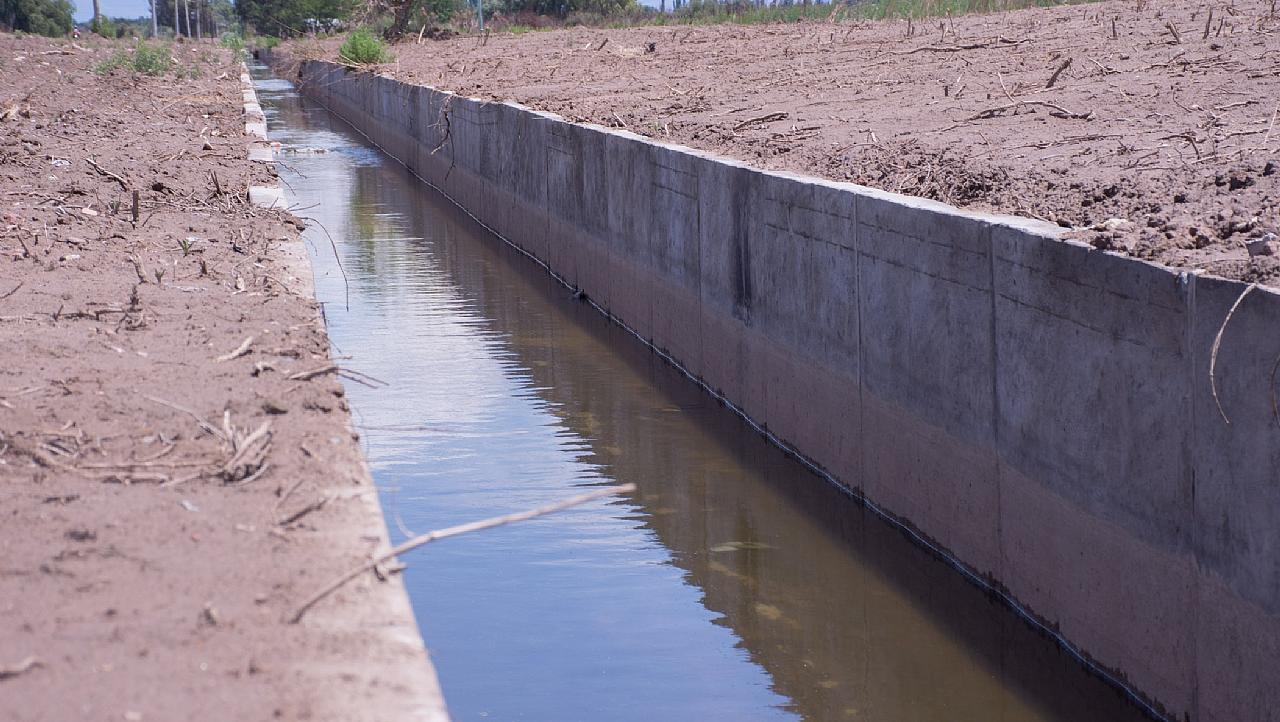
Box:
[338,28,391,66]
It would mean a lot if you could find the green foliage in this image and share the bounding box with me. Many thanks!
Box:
[236,0,353,36]
[220,31,245,49]
[94,41,175,76]
[91,16,117,37]
[421,0,464,23]
[90,16,149,38]
[498,0,637,18]
[0,0,74,36]
[555,0,1094,29]
[255,34,281,48]
[852,0,1092,20]
[131,41,173,74]
[94,50,129,74]
[657,0,832,25]
[339,27,391,64]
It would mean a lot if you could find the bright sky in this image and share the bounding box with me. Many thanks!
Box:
[73,0,155,22]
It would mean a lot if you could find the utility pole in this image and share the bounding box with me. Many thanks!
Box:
[173,0,178,36]
[150,0,157,37]
[476,0,483,32]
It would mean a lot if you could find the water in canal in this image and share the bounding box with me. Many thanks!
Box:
[253,67,1154,722]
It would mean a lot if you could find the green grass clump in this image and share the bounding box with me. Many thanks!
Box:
[91,17,116,38]
[338,27,391,66]
[131,41,173,75]
[853,0,1093,20]
[220,32,245,50]
[665,0,832,25]
[585,0,1094,29]
[94,50,127,74]
[94,41,174,76]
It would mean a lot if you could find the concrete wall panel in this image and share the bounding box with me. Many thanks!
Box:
[695,156,766,422]
[854,190,999,574]
[602,130,656,342]
[647,144,703,377]
[993,227,1192,547]
[992,224,1198,714]
[1189,277,1280,721]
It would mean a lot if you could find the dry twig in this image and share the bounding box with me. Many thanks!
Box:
[891,36,1028,56]
[287,484,635,623]
[215,335,255,362]
[277,493,329,526]
[968,100,1092,121]
[0,656,40,681]
[142,395,227,442]
[1046,57,1073,88]
[1210,283,1256,425]
[86,157,128,190]
[734,111,788,132]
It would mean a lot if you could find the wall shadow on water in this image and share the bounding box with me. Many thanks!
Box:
[333,147,1152,722]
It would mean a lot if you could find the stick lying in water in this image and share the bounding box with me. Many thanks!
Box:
[286,483,636,624]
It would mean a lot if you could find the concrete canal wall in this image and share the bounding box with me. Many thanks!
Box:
[284,57,1280,722]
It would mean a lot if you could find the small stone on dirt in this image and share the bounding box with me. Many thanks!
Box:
[262,399,288,415]
[1095,218,1133,232]
[1247,233,1277,258]
[200,603,219,626]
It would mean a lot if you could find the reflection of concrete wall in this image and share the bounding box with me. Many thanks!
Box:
[286,58,1280,722]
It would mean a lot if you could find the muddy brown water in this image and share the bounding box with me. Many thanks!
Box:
[254,66,1156,722]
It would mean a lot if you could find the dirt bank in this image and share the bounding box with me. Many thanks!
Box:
[0,34,444,721]
[305,0,1280,284]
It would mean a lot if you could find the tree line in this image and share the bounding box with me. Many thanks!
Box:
[234,0,641,38]
[1,0,235,37]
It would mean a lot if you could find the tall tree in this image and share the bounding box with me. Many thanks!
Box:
[1,0,74,35]
[91,0,100,30]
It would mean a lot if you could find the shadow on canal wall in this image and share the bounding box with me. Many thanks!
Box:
[278,55,1280,722]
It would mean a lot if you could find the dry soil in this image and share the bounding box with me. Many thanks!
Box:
[325,0,1280,284]
[1,33,442,722]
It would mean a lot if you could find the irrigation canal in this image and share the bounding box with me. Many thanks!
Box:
[254,65,1153,722]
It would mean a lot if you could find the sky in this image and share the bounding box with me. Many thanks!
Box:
[73,0,155,22]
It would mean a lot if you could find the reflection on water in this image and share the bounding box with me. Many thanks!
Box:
[254,67,1153,722]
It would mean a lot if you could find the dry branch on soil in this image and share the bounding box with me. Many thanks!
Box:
[287,484,636,623]
[0,657,41,681]
[1209,283,1257,425]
